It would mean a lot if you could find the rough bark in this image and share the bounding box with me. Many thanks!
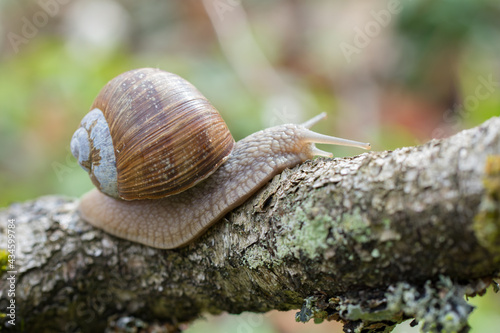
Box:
[1,117,500,333]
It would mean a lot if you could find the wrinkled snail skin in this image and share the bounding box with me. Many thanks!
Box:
[78,120,370,249]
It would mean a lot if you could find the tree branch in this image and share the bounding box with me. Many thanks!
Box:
[1,117,500,333]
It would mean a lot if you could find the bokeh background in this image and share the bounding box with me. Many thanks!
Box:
[1,0,499,332]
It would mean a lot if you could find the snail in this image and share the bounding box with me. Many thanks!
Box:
[71,68,371,249]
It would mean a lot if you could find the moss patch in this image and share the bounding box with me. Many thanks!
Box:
[0,249,8,275]
[474,155,500,255]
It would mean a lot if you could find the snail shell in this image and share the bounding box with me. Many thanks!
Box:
[70,68,234,200]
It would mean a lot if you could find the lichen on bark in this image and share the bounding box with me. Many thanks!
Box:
[1,117,500,333]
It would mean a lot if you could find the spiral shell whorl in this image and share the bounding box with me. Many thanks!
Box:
[70,109,119,197]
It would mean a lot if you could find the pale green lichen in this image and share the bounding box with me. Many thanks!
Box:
[262,198,393,265]
[341,303,396,323]
[370,248,380,258]
[275,203,332,260]
[333,208,372,245]
[385,278,472,333]
[242,201,334,268]
[243,245,281,269]
[296,277,473,333]
[295,296,328,324]
[382,218,391,229]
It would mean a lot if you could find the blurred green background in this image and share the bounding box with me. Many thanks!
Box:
[0,0,499,332]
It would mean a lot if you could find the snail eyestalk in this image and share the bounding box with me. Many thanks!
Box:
[301,113,371,156]
[304,129,371,150]
[301,112,327,129]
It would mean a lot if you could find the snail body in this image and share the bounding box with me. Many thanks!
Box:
[72,68,370,249]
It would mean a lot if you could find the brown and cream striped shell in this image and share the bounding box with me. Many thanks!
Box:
[70,68,234,200]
